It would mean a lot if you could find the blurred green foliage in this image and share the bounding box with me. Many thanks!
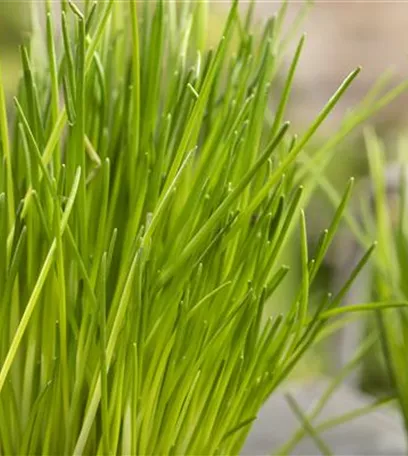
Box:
[0,3,28,45]
[0,2,30,93]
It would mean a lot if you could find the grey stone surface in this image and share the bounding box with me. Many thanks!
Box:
[243,378,406,455]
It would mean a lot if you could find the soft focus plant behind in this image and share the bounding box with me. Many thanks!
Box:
[352,132,408,435]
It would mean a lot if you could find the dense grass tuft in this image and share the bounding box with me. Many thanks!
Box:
[0,0,407,454]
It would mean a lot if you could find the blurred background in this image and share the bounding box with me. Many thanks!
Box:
[2,0,407,392]
[0,2,30,94]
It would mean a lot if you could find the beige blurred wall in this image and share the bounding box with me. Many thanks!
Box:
[214,1,408,134]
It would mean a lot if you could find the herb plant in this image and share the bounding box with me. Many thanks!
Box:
[305,125,408,452]
[354,130,408,445]
[0,0,405,454]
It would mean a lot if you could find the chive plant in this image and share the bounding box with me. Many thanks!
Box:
[353,130,408,447]
[0,0,405,454]
[306,127,408,451]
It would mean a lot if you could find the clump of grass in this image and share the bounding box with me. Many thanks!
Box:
[355,129,408,444]
[0,0,404,454]
[310,126,408,449]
